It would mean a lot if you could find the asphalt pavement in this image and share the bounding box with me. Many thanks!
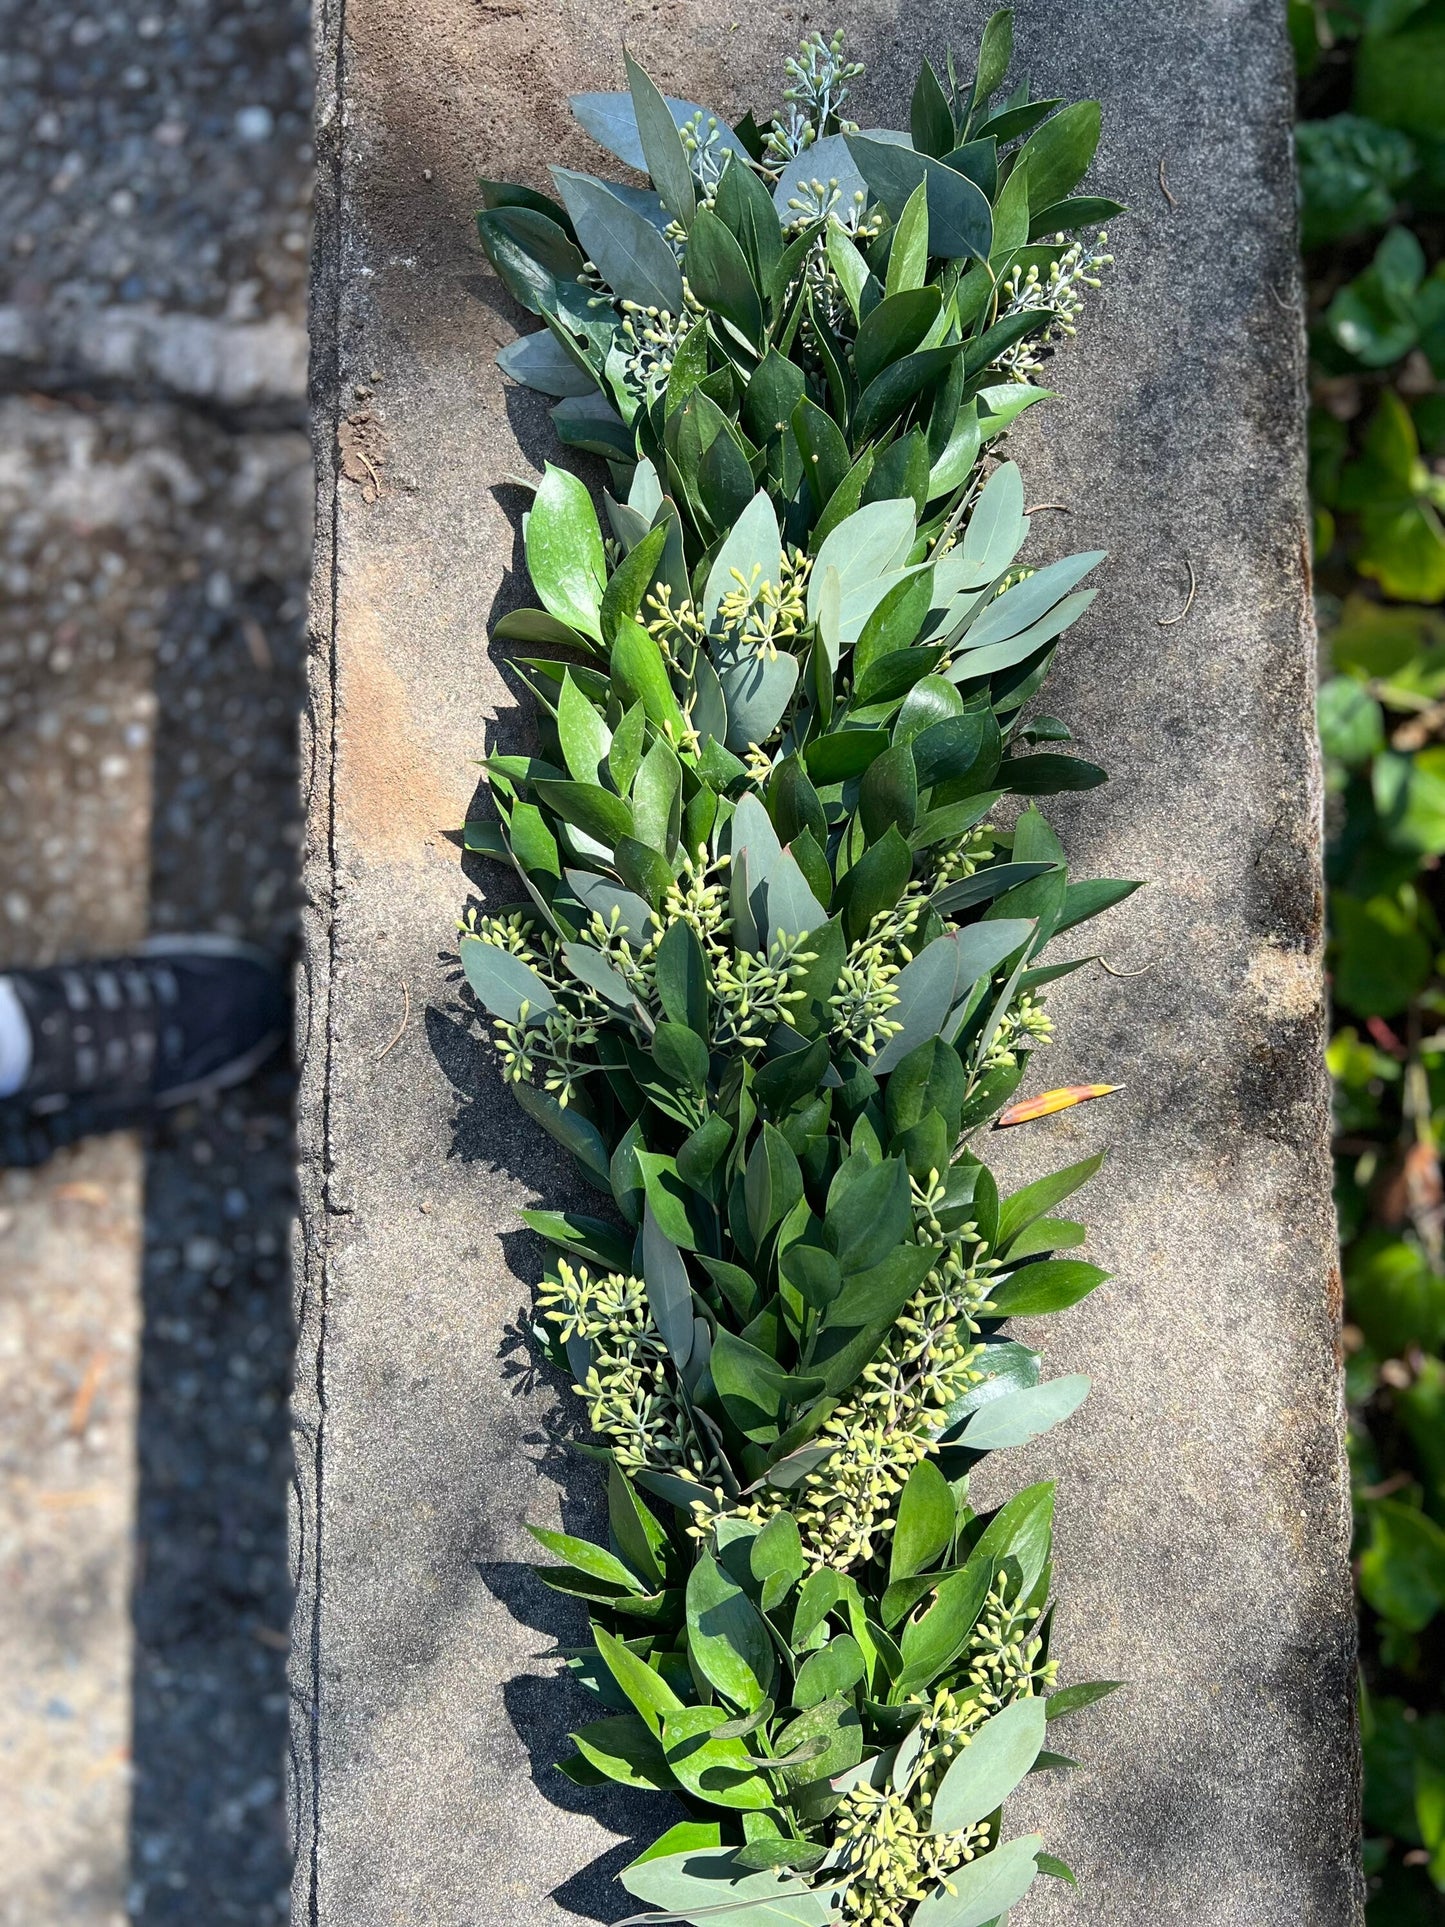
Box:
[0,0,313,1918]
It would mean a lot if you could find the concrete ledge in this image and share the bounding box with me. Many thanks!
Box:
[293,2,1363,1922]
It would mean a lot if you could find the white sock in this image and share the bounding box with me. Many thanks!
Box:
[0,978,34,1098]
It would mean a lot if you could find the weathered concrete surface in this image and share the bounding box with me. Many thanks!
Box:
[297,2,1360,1923]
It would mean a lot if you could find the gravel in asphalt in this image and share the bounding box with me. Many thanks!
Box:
[0,0,314,1915]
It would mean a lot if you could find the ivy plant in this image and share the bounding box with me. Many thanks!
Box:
[462,20,1132,1924]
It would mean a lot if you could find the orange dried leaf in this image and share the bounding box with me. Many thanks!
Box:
[995,1083,1121,1128]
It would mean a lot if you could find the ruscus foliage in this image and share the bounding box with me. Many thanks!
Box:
[462,18,1132,1923]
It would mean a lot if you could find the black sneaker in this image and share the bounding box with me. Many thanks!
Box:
[7,936,288,1111]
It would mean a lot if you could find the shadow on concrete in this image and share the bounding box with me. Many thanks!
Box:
[474,1547,677,1924]
[127,564,305,1926]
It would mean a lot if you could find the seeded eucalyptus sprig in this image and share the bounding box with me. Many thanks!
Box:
[463,17,1134,1926]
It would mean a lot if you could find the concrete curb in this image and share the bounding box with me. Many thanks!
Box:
[293,2,1364,1921]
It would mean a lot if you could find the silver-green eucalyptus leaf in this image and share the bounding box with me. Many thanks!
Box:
[551,167,685,314]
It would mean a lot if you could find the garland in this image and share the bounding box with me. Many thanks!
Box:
[464,19,1134,1924]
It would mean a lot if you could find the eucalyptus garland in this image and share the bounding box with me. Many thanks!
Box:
[463,18,1134,1925]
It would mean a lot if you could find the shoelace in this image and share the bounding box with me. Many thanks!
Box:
[42,961,187,1089]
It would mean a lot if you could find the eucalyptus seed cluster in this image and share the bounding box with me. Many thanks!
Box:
[904,1683,993,1796]
[995,230,1115,379]
[713,932,818,1050]
[981,990,1055,1071]
[461,909,609,1108]
[931,830,993,890]
[619,304,697,403]
[715,550,813,663]
[678,109,732,198]
[761,28,864,171]
[659,844,732,950]
[647,551,813,680]
[833,1783,990,1927]
[643,582,709,670]
[965,1571,1059,1709]
[538,1261,712,1477]
[778,1217,997,1567]
[793,1313,983,1567]
[781,28,864,140]
[829,1606,1056,1926]
[830,894,927,1055]
[494,1004,604,1107]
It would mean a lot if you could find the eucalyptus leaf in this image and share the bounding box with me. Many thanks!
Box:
[956,1374,1091,1451]
[552,167,686,314]
[461,937,556,1026]
[846,135,994,260]
[930,1700,1047,1831]
[498,328,598,397]
[570,90,750,175]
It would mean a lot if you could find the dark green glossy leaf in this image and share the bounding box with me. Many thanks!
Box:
[534,777,634,846]
[477,207,587,315]
[743,350,807,447]
[570,1712,677,1791]
[686,1553,777,1709]
[824,1154,911,1273]
[715,150,784,288]
[854,344,966,444]
[526,464,606,642]
[687,206,765,348]
[973,7,1014,109]
[859,743,920,843]
[890,1458,956,1584]
[1029,193,1124,239]
[1001,752,1107,794]
[835,824,913,941]
[998,1151,1105,1250]
[1045,1679,1124,1721]
[656,920,710,1033]
[989,1260,1109,1318]
[910,60,955,157]
[792,397,852,514]
[1015,100,1102,211]
[855,288,943,388]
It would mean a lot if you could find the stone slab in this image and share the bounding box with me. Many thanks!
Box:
[295,2,1362,1923]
